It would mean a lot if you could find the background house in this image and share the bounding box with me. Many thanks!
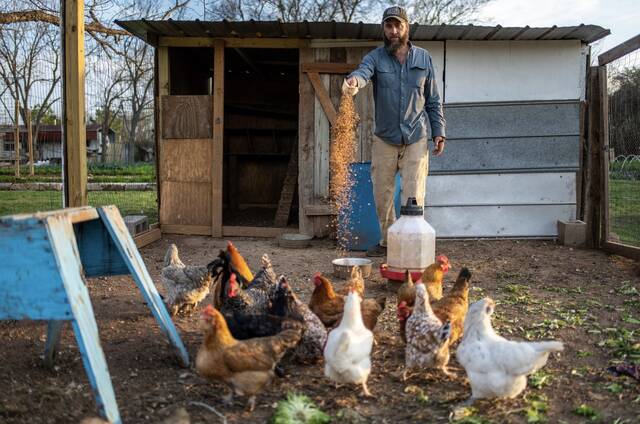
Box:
[115,20,609,238]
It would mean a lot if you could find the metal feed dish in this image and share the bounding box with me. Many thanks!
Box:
[278,233,313,248]
[332,257,373,279]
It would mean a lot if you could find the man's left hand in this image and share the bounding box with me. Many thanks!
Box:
[432,136,445,156]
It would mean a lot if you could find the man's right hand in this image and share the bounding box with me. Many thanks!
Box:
[342,77,359,96]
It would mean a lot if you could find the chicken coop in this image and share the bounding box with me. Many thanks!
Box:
[115,20,609,239]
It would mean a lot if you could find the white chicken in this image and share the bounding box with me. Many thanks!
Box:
[457,298,564,402]
[404,282,452,379]
[323,289,374,396]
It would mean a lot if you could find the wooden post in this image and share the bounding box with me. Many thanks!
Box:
[211,40,224,237]
[27,108,34,176]
[14,94,20,178]
[62,0,87,207]
[599,66,610,244]
[298,48,316,236]
[585,66,603,248]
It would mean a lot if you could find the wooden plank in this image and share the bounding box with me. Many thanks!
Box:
[212,40,225,237]
[302,62,357,74]
[159,37,308,49]
[598,33,640,66]
[305,204,336,216]
[307,72,337,126]
[63,0,87,207]
[161,224,212,235]
[160,182,212,226]
[44,320,64,368]
[600,66,610,244]
[26,108,33,175]
[222,226,286,238]
[314,48,331,198]
[602,241,640,261]
[134,227,161,248]
[298,48,315,236]
[160,139,212,182]
[161,96,213,139]
[310,39,383,48]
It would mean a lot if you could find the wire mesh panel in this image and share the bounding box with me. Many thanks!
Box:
[606,48,640,247]
[0,1,63,216]
[0,1,158,225]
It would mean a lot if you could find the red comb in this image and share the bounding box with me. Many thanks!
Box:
[436,255,449,263]
[202,304,215,315]
[227,241,233,248]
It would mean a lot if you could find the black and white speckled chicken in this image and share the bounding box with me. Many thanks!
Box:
[271,276,327,363]
[160,244,214,316]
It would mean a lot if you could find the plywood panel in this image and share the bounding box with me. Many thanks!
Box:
[161,95,213,139]
[160,182,212,226]
[426,172,576,206]
[446,40,585,103]
[425,204,576,237]
[159,139,212,182]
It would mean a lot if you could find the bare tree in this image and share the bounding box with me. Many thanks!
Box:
[0,5,60,162]
[397,0,491,25]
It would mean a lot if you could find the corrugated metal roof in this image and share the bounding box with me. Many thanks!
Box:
[115,20,610,45]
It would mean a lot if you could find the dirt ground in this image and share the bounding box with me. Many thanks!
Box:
[1,235,639,423]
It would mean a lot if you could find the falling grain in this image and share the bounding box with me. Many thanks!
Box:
[330,94,359,251]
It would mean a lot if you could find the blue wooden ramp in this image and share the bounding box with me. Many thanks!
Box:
[0,206,189,424]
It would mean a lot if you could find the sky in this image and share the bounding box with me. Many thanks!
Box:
[477,0,639,57]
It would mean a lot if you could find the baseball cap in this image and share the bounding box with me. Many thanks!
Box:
[382,6,409,24]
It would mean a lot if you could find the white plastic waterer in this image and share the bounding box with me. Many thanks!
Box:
[385,197,435,277]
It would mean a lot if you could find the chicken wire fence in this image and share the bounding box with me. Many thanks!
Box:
[0,1,158,225]
[606,47,640,247]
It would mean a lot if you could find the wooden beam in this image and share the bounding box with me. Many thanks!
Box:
[298,48,315,237]
[158,47,169,96]
[26,108,34,175]
[309,39,382,48]
[159,37,308,49]
[222,226,286,238]
[211,39,224,237]
[305,204,336,216]
[162,224,212,235]
[307,72,337,126]
[134,227,161,248]
[62,0,87,207]
[599,66,610,245]
[233,48,263,77]
[585,66,603,248]
[302,62,357,74]
[598,33,640,66]
[602,241,640,261]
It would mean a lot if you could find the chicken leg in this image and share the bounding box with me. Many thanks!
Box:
[362,381,373,397]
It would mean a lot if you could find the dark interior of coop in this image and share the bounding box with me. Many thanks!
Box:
[168,47,300,228]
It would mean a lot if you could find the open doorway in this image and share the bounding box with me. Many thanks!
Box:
[223,48,299,229]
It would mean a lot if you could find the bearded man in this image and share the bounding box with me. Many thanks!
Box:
[343,6,446,257]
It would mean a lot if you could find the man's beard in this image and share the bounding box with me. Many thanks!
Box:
[384,31,409,54]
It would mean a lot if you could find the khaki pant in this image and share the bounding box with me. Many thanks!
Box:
[371,136,428,246]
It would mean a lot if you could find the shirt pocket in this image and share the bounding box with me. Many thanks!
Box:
[376,64,395,88]
[410,57,429,89]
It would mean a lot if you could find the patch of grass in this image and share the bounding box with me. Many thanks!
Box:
[0,190,158,224]
[524,394,549,423]
[404,385,429,405]
[605,382,624,394]
[577,350,593,358]
[572,404,600,421]
[529,370,553,389]
[598,328,640,363]
[608,179,640,246]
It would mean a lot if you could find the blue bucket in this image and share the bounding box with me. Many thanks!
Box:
[337,162,401,251]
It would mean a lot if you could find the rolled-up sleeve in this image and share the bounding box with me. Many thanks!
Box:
[348,51,376,89]
[425,57,446,138]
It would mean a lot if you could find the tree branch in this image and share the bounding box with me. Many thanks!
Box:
[0,10,129,36]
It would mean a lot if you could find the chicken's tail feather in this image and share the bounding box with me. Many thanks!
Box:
[458,267,472,282]
[164,244,184,267]
[533,341,564,353]
[439,320,452,343]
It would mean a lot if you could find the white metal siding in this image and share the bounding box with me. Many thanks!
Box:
[445,40,586,103]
